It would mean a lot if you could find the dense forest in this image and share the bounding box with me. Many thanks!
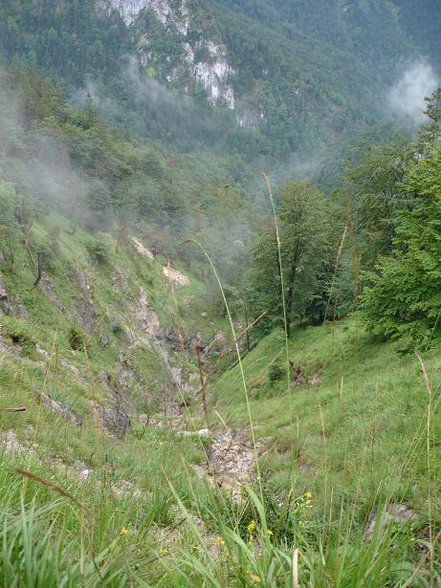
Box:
[1,0,439,164]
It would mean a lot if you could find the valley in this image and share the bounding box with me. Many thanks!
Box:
[0,1,440,586]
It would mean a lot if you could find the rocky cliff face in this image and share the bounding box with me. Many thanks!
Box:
[100,0,236,108]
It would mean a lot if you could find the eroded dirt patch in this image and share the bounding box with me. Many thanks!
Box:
[162,263,190,287]
[131,237,155,260]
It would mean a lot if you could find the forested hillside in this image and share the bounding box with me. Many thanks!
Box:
[396,0,441,70]
[0,65,261,288]
[1,0,439,166]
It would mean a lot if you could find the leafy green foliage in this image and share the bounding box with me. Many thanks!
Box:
[359,143,441,348]
[419,86,441,149]
[349,137,415,266]
[0,181,19,267]
[4,319,36,357]
[267,360,284,383]
[67,323,87,351]
[247,180,340,334]
[85,232,111,264]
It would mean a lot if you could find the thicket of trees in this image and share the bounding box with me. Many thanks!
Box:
[245,88,441,349]
[2,0,438,166]
[359,142,441,349]
[245,180,352,335]
[0,66,259,292]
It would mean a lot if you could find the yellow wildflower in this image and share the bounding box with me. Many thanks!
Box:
[119,527,129,537]
[304,491,313,500]
[214,536,225,546]
[247,519,256,533]
[158,546,170,556]
[266,529,273,536]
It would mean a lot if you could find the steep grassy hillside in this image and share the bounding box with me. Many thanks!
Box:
[0,210,235,584]
[1,216,440,584]
[212,321,441,513]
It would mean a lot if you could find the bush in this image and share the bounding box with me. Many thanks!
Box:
[67,324,87,351]
[268,361,284,383]
[85,232,111,264]
[3,320,36,357]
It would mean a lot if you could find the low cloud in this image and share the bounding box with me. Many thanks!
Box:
[388,60,439,124]
[70,55,235,149]
[0,71,92,225]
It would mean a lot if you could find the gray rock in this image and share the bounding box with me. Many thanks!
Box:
[205,430,266,502]
[364,503,417,540]
[14,299,28,318]
[309,373,321,387]
[93,401,130,438]
[0,275,27,317]
[0,277,13,315]
[111,479,144,500]
[36,344,51,359]
[100,369,136,413]
[0,334,9,352]
[40,276,65,313]
[39,393,83,427]
[181,428,211,438]
[70,268,97,335]
[298,463,316,476]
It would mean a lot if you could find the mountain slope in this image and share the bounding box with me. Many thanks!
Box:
[0,4,441,584]
[1,0,440,163]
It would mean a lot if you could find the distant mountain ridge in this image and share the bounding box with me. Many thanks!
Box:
[0,1,440,159]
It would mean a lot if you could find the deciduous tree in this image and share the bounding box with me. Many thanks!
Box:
[248,180,331,335]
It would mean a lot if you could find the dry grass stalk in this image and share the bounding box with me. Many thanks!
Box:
[195,345,209,430]
[343,178,360,302]
[323,224,348,323]
[292,547,300,588]
[262,172,291,391]
[415,352,432,398]
[3,406,27,412]
[217,310,267,358]
[335,225,348,271]
[16,468,83,509]
[415,352,434,584]
[167,260,187,356]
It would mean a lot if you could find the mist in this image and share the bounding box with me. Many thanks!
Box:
[0,66,258,284]
[388,60,439,125]
[0,70,103,231]
[71,55,237,153]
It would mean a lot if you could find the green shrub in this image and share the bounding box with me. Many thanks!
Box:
[67,323,87,351]
[3,320,36,357]
[268,361,284,383]
[85,232,111,264]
